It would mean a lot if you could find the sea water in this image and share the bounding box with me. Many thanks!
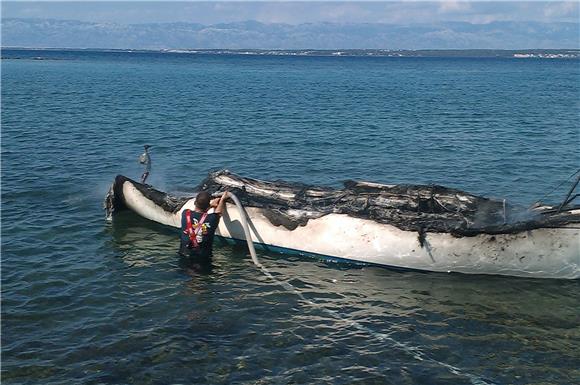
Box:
[2,49,579,384]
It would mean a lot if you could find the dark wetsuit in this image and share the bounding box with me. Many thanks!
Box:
[179,210,220,260]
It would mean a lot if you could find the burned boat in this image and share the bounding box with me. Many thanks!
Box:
[105,170,580,279]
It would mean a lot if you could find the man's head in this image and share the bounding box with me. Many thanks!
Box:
[144,144,151,150]
[195,191,211,211]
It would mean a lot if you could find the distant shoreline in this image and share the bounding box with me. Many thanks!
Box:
[2,47,579,59]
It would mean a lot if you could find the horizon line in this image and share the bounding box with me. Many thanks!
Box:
[3,16,580,25]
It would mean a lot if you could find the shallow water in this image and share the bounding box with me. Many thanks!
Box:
[2,49,579,384]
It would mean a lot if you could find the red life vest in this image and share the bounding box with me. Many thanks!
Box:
[183,209,208,249]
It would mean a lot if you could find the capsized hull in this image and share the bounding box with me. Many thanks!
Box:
[105,174,580,279]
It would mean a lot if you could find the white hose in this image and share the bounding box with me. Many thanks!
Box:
[228,192,493,385]
[228,193,261,268]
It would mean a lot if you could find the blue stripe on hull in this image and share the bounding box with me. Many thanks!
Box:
[214,235,419,272]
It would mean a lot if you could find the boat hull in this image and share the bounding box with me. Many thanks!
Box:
[114,179,580,279]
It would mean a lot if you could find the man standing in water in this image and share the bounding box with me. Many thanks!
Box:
[180,190,229,260]
[139,145,152,184]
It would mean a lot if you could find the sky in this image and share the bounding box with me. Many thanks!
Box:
[3,1,579,25]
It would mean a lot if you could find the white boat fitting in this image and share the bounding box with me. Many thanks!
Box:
[105,170,580,279]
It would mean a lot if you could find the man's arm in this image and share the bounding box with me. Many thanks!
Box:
[210,197,220,208]
[213,191,229,216]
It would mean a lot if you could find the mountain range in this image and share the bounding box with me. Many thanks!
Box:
[2,18,578,50]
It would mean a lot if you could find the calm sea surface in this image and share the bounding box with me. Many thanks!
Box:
[2,49,579,384]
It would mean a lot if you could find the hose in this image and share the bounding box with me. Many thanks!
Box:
[227,193,261,267]
[227,192,493,385]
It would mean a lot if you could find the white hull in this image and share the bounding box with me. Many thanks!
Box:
[120,182,580,279]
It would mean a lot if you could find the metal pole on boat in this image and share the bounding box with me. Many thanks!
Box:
[557,174,580,213]
[529,168,580,210]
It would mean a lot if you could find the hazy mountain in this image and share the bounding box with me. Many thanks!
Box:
[2,18,578,50]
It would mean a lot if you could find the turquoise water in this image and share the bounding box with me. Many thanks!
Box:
[2,49,579,384]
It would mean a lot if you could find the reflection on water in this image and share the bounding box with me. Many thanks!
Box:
[101,215,580,384]
[179,255,215,276]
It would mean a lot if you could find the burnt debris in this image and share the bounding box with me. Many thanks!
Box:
[106,170,580,236]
